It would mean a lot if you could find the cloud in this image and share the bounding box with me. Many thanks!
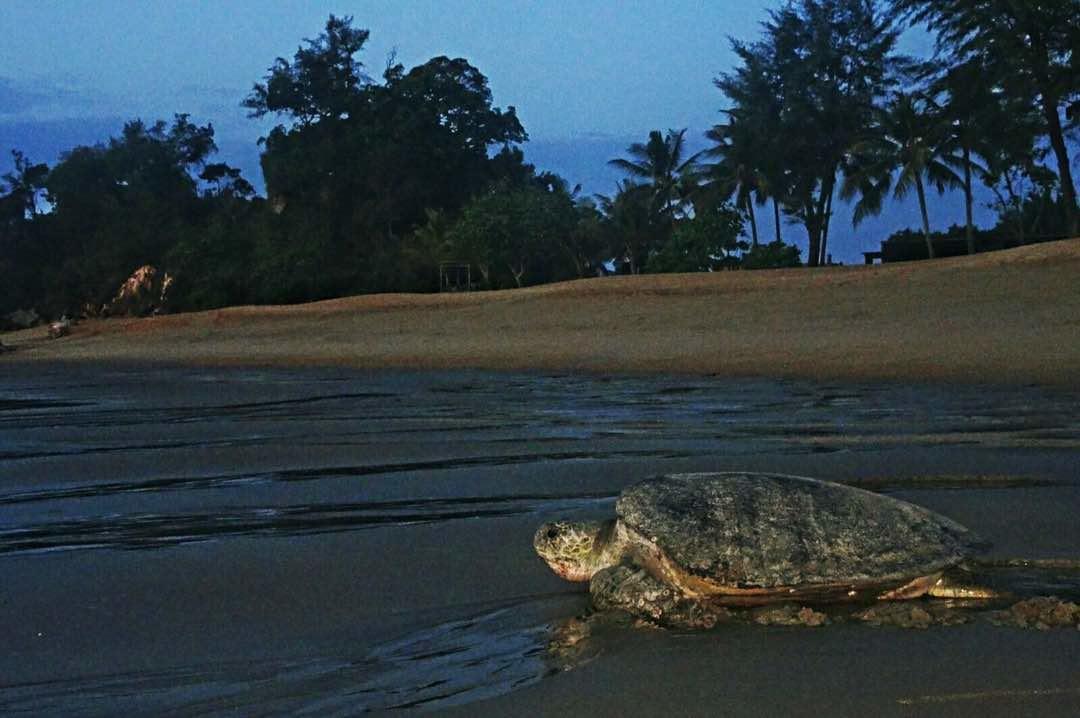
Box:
[0,74,247,127]
[0,77,52,115]
[0,75,97,121]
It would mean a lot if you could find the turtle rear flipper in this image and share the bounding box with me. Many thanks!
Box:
[926,571,1001,600]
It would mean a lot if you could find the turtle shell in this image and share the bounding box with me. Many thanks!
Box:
[615,473,981,592]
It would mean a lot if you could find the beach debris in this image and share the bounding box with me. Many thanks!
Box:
[535,472,994,629]
[855,601,971,628]
[103,264,174,317]
[2,307,41,330]
[48,316,72,339]
[546,617,596,668]
[987,597,1080,630]
[751,604,829,627]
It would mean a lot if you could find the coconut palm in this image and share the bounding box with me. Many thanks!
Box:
[705,116,770,247]
[608,129,702,223]
[930,62,991,254]
[711,47,790,248]
[842,92,961,258]
[894,0,1079,236]
[716,0,900,266]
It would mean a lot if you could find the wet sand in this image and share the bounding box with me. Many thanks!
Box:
[1,364,1079,715]
[3,239,1080,386]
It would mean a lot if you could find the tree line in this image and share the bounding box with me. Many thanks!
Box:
[709,0,1077,265]
[2,2,1076,320]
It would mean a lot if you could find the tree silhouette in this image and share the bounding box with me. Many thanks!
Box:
[244,16,528,296]
[895,0,1080,236]
[718,0,900,266]
[444,180,577,288]
[706,116,767,247]
[609,129,701,224]
[597,181,663,275]
[842,92,960,258]
[928,61,991,254]
[34,116,224,313]
[1,151,49,221]
[243,14,371,124]
[713,38,789,246]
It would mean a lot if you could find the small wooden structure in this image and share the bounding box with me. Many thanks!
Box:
[439,262,472,292]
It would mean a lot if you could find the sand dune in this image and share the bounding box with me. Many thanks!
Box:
[4,238,1079,385]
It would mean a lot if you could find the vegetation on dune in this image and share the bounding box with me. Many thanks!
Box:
[1,3,1077,320]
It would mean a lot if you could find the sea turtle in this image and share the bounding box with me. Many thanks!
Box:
[535,472,996,628]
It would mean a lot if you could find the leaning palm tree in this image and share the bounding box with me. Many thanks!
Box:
[842,92,960,259]
[609,129,702,223]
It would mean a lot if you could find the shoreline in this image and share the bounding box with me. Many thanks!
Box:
[3,239,1079,387]
[2,363,1080,714]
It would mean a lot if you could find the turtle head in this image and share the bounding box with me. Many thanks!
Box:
[534,520,617,582]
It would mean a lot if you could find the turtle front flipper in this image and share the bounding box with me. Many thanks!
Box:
[590,563,730,629]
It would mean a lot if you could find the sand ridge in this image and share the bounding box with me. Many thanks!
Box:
[4,239,1079,385]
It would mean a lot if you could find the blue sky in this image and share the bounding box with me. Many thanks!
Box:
[1,1,985,262]
[0,2,783,138]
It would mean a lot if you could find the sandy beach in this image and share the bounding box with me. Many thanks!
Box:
[3,238,1079,385]
[1,363,1079,715]
[2,242,1080,715]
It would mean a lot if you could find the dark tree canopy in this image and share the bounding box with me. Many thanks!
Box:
[0,115,234,316]
[0,151,49,223]
[243,14,371,124]
[892,0,1080,235]
[244,17,530,299]
[717,0,901,266]
[7,7,1069,323]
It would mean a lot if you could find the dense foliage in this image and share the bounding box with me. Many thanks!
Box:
[711,0,1078,264]
[2,5,1077,320]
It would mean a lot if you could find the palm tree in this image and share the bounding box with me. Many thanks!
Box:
[895,0,1079,236]
[717,0,900,267]
[842,92,960,258]
[609,129,702,224]
[713,39,790,248]
[931,62,990,254]
[756,158,790,247]
[706,116,769,247]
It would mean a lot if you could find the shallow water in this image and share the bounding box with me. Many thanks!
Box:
[1,363,1079,715]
